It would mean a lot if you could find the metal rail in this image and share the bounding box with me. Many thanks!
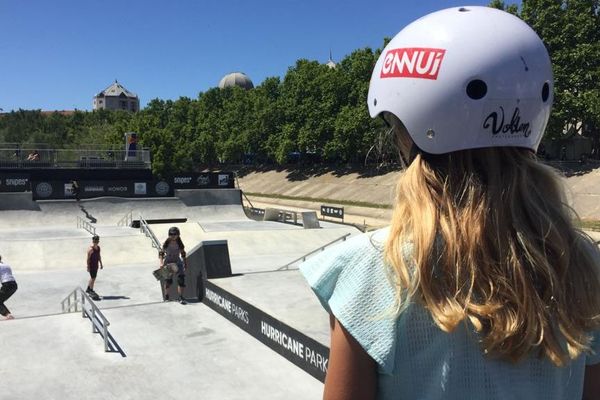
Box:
[116,211,133,227]
[277,233,352,270]
[139,216,161,250]
[0,147,151,169]
[61,287,111,352]
[234,172,255,209]
[77,216,96,235]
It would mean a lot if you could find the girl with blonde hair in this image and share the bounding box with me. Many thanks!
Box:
[301,6,600,399]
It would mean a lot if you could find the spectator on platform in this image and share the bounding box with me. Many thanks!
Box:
[160,226,187,304]
[86,235,103,300]
[0,255,18,320]
[26,149,40,161]
[300,7,600,400]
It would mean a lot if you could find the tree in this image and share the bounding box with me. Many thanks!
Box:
[491,0,600,156]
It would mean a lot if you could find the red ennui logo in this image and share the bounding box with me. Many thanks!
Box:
[380,48,446,80]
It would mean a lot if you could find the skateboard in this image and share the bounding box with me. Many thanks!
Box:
[152,263,178,281]
[87,291,101,301]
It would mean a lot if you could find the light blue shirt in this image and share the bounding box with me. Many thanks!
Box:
[300,228,600,400]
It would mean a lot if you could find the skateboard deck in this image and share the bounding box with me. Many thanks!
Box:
[152,263,178,281]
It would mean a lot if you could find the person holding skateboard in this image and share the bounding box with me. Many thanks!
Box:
[86,235,103,300]
[160,227,187,304]
[0,255,18,320]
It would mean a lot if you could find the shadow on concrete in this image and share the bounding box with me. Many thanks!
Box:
[100,296,131,301]
[232,164,401,182]
[232,159,600,182]
[79,204,97,223]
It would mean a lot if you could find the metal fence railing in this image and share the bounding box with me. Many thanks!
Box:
[116,211,133,227]
[0,147,151,169]
[77,216,96,235]
[61,287,113,353]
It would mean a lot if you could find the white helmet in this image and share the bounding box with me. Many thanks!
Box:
[368,6,553,154]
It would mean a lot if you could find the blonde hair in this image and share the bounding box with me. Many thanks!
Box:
[385,146,600,366]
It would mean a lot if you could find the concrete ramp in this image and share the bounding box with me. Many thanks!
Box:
[0,192,41,211]
[0,189,248,228]
[1,226,157,271]
[1,302,322,400]
[151,221,359,274]
[176,188,242,206]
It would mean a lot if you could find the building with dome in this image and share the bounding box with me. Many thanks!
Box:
[93,80,140,112]
[218,72,254,90]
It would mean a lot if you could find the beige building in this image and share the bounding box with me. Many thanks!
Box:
[93,80,139,112]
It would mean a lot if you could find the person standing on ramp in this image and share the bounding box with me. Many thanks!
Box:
[0,255,18,320]
[160,227,188,304]
[86,235,103,300]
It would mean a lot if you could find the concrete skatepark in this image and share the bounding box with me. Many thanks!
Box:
[2,166,600,400]
[0,188,361,399]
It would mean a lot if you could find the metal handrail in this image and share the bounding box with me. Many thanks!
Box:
[277,233,352,270]
[77,216,96,235]
[234,172,254,209]
[116,211,133,227]
[61,287,111,352]
[139,216,161,250]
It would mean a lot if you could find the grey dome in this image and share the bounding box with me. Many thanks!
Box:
[218,72,254,90]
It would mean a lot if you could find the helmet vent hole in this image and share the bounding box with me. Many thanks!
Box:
[458,7,470,12]
[542,82,550,102]
[466,79,487,100]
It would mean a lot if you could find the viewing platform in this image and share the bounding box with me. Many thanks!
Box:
[0,143,151,170]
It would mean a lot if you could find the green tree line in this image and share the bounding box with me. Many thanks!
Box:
[1,0,598,176]
[490,0,600,151]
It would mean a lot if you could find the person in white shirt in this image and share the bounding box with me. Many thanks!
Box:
[0,255,18,320]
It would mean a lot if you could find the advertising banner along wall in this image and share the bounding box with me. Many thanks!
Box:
[171,172,235,189]
[31,179,173,200]
[0,173,31,192]
[203,281,329,382]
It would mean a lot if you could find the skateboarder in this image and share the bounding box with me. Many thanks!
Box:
[0,255,17,320]
[71,180,80,201]
[160,227,188,304]
[86,235,103,300]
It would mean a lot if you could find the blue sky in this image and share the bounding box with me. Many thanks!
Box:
[0,0,518,112]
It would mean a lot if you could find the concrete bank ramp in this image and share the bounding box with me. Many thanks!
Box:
[177,188,242,206]
[0,226,157,271]
[0,188,246,228]
[152,221,360,273]
[0,191,41,211]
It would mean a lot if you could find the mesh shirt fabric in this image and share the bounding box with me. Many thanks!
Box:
[300,228,600,400]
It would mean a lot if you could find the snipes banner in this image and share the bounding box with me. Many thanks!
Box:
[0,173,31,192]
[171,172,234,189]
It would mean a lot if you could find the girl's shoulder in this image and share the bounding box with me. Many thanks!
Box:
[300,227,400,373]
[300,228,389,281]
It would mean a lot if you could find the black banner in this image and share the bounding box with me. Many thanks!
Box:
[321,205,344,220]
[0,173,31,192]
[203,281,329,382]
[31,179,173,200]
[171,172,235,189]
